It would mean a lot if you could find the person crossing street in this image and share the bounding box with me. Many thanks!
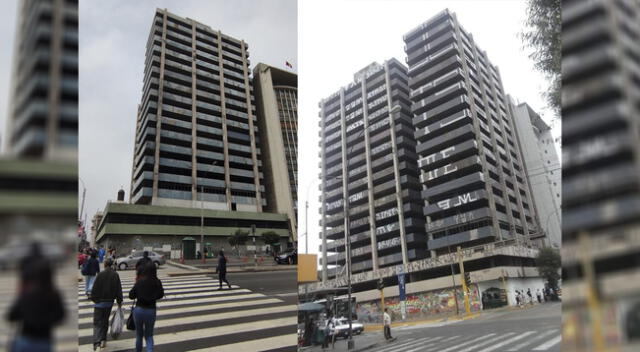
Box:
[216,250,232,290]
[129,264,164,352]
[383,308,393,340]
[90,258,123,351]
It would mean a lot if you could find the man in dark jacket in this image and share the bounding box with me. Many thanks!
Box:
[135,251,153,272]
[90,258,123,350]
[82,251,100,296]
[216,250,232,290]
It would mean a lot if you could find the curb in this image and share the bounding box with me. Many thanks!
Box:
[166,260,200,271]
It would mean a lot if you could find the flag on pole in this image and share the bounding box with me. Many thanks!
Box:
[285,61,293,68]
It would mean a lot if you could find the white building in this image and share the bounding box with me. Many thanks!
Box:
[510,99,561,248]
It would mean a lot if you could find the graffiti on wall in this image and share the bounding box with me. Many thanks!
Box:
[356,285,481,323]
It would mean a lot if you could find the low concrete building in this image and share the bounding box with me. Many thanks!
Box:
[95,201,291,258]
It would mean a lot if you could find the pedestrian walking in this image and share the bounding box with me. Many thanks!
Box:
[82,251,101,296]
[216,250,231,290]
[7,243,65,352]
[536,289,542,304]
[527,288,533,305]
[383,308,393,340]
[135,251,153,280]
[98,246,106,264]
[90,258,123,350]
[515,290,520,306]
[129,264,164,352]
[322,315,333,349]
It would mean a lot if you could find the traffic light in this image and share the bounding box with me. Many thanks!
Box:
[377,279,384,291]
[464,272,471,289]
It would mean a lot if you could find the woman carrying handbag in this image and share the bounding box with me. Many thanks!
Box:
[128,264,164,352]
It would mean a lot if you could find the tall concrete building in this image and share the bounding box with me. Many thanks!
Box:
[97,9,293,255]
[4,0,78,160]
[253,63,298,241]
[303,11,550,320]
[130,9,264,213]
[562,0,640,349]
[404,9,540,253]
[318,60,427,287]
[510,100,560,248]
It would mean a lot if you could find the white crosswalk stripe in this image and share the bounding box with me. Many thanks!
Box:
[532,334,562,350]
[506,329,558,351]
[376,330,561,352]
[78,270,296,351]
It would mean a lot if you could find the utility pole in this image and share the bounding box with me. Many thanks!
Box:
[581,232,605,351]
[457,246,471,316]
[201,185,205,264]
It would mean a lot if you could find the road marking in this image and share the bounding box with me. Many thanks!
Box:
[506,329,557,351]
[78,297,281,324]
[78,304,296,338]
[453,333,516,352]
[185,334,297,351]
[532,335,562,350]
[431,333,496,352]
[78,292,263,314]
[403,336,445,352]
[370,336,437,352]
[77,317,295,352]
[475,331,537,352]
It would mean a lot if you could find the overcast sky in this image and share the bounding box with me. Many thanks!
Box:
[79,0,297,229]
[0,0,18,150]
[298,0,561,261]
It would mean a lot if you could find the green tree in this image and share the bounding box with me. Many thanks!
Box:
[521,0,561,114]
[231,229,249,255]
[536,247,561,289]
[261,231,281,253]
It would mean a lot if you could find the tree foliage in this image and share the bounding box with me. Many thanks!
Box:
[233,229,249,246]
[261,231,281,246]
[521,0,561,114]
[536,247,561,289]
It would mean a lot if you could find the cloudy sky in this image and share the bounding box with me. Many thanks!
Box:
[79,0,297,228]
[298,0,561,261]
[0,0,18,149]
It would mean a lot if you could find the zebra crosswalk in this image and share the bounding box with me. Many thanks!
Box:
[78,269,297,351]
[365,329,561,352]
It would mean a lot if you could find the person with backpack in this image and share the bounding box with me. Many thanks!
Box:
[90,258,123,351]
[82,251,100,296]
[129,264,164,352]
[7,243,65,352]
[216,250,231,290]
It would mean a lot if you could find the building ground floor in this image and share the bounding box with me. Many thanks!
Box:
[94,201,293,259]
[301,242,551,324]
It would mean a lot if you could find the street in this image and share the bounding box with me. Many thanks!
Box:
[78,267,297,351]
[317,302,561,352]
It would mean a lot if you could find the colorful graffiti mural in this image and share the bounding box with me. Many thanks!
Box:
[356,285,481,323]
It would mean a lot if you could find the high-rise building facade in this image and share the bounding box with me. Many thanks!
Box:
[4,0,78,160]
[318,60,426,284]
[404,10,540,254]
[562,0,640,349]
[510,100,560,248]
[253,63,298,241]
[130,9,264,213]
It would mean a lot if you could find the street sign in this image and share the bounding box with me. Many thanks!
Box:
[398,273,406,301]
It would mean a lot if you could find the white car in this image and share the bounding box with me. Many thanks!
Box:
[333,318,364,338]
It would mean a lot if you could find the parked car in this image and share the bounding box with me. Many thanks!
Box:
[275,248,297,264]
[333,318,364,338]
[116,251,165,270]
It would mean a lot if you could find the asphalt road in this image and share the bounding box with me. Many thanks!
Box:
[207,269,298,304]
[333,302,562,352]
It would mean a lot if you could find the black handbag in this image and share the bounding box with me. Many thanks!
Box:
[126,300,136,331]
